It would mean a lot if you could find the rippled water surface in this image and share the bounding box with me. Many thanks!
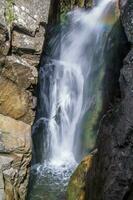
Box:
[28,161,77,200]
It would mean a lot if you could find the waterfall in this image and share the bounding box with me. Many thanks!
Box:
[36,0,115,165]
[29,0,116,199]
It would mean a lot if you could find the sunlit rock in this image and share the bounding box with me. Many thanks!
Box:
[0,76,35,124]
[12,27,45,54]
[0,114,31,200]
[2,55,38,89]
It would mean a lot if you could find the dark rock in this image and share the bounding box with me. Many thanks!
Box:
[85,1,133,200]
[120,0,133,43]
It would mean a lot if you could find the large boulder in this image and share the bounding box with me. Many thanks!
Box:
[0,76,29,119]
[67,155,93,200]
[0,76,35,125]
[0,114,31,200]
[1,55,38,89]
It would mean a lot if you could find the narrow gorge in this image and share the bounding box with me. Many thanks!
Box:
[0,0,132,200]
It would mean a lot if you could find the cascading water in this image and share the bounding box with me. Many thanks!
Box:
[28,0,116,199]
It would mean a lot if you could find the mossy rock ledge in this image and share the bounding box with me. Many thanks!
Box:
[67,155,93,200]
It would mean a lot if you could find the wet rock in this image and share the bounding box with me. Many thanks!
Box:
[67,155,93,200]
[85,1,133,200]
[0,114,31,200]
[86,49,133,200]
[120,0,133,43]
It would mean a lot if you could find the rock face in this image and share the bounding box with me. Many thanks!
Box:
[0,0,51,125]
[0,114,31,200]
[85,1,133,200]
[0,0,51,199]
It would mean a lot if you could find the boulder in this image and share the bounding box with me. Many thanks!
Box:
[2,55,38,89]
[0,76,35,124]
[0,76,29,120]
[0,114,31,200]
[13,0,50,35]
[12,27,45,54]
[120,0,133,43]
[67,155,93,200]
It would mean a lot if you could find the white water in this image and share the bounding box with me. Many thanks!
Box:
[34,0,115,167]
[29,1,116,199]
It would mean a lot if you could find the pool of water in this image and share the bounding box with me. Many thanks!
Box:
[27,160,77,200]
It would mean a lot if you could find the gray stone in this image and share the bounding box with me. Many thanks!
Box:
[13,0,51,35]
[2,55,38,89]
[0,114,31,200]
[120,0,133,44]
[0,0,6,28]
[12,27,45,54]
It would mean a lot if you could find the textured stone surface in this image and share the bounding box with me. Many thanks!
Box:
[0,76,29,119]
[0,0,51,199]
[13,0,50,35]
[2,55,38,89]
[0,114,31,200]
[120,0,133,43]
[85,1,133,200]
[12,28,45,54]
[0,0,51,124]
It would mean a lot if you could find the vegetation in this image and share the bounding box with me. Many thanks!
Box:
[6,0,15,25]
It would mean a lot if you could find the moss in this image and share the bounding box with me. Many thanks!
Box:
[67,155,93,200]
[82,67,104,152]
[6,0,15,25]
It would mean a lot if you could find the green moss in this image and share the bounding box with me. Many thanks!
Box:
[82,67,104,152]
[67,155,93,200]
[6,0,15,25]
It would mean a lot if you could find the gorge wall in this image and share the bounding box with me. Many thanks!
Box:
[0,0,51,199]
[85,1,133,200]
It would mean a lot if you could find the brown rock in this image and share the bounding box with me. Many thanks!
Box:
[0,76,29,119]
[12,27,45,54]
[2,55,38,89]
[0,114,31,200]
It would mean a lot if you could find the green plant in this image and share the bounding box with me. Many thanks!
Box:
[6,0,15,25]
